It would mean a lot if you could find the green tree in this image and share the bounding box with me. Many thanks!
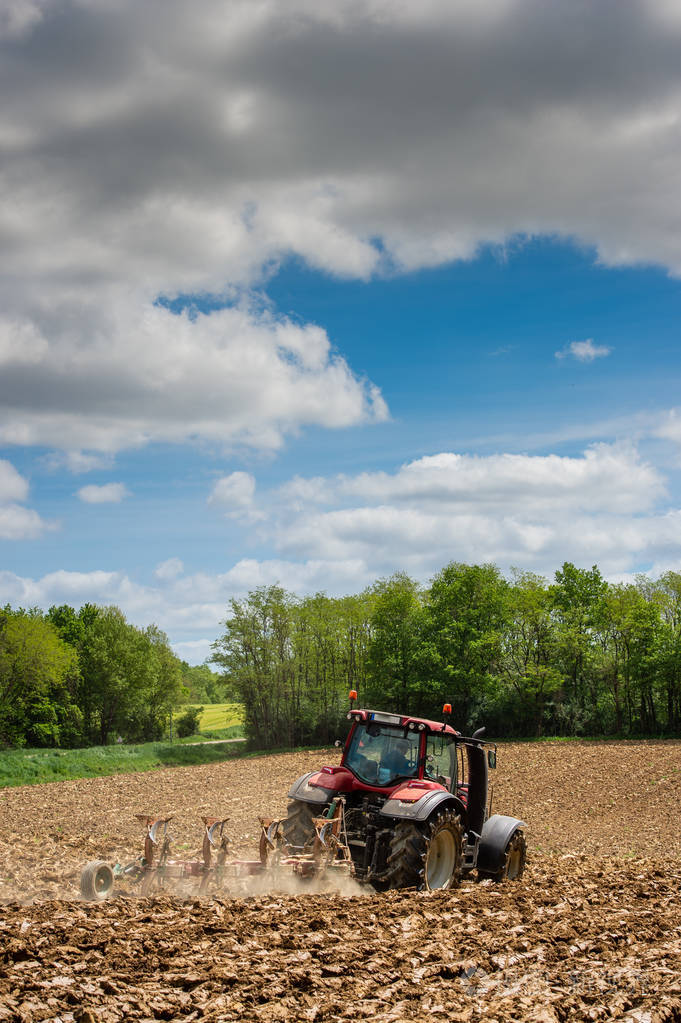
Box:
[292,590,373,743]
[550,563,608,732]
[47,603,99,739]
[212,586,297,748]
[643,572,681,731]
[421,563,508,729]
[500,571,562,736]
[136,625,183,741]
[365,573,424,713]
[0,607,79,747]
[80,606,160,744]
[175,705,203,738]
[213,585,374,748]
[180,662,227,703]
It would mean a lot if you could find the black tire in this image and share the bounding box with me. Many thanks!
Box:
[384,820,423,889]
[385,811,463,891]
[478,829,527,882]
[281,800,321,851]
[80,860,115,901]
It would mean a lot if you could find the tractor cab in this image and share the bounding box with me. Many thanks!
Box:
[343,719,420,787]
[341,707,461,793]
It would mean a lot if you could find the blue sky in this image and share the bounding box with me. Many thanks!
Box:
[2,1,681,662]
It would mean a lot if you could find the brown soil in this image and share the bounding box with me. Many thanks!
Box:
[1,741,681,1021]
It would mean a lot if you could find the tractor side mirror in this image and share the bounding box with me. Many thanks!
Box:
[487,749,497,770]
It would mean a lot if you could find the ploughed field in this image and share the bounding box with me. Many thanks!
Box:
[1,741,681,1022]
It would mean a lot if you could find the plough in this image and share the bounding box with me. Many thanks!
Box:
[79,798,354,901]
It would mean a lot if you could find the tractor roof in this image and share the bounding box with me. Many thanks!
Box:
[348,708,460,738]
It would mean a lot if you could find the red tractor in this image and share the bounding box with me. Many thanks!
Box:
[283,696,526,890]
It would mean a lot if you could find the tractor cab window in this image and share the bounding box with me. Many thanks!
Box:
[344,723,419,786]
[425,733,456,790]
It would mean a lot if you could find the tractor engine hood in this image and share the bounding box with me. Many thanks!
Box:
[290,767,448,803]
[308,766,356,791]
[386,779,444,803]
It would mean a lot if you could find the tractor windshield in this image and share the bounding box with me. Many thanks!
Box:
[344,723,420,786]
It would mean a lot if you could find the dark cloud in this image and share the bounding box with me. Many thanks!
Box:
[1,0,681,451]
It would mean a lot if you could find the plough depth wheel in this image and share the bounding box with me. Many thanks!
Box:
[80,860,115,901]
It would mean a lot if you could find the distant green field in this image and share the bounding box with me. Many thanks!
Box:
[194,702,244,732]
[0,704,247,788]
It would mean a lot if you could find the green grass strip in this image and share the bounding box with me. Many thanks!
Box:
[0,737,247,789]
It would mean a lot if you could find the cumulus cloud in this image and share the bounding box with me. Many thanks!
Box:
[279,445,664,515]
[0,457,52,538]
[0,504,50,540]
[0,1,680,453]
[654,409,681,444]
[154,557,185,581]
[0,305,387,453]
[43,450,115,474]
[172,638,215,664]
[76,482,131,504]
[270,445,673,576]
[0,459,29,503]
[208,471,262,520]
[556,339,613,362]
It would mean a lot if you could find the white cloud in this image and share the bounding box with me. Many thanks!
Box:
[44,450,115,474]
[0,457,52,539]
[77,482,131,504]
[0,305,387,454]
[270,444,673,576]
[0,459,29,503]
[155,557,185,581]
[171,638,215,664]
[279,445,663,515]
[555,339,613,362]
[654,409,681,444]
[278,475,335,509]
[0,504,50,540]
[0,1,680,454]
[208,471,260,520]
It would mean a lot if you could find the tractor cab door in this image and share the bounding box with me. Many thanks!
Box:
[425,732,457,791]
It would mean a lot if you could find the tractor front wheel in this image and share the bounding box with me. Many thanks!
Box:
[385,810,463,891]
[479,829,527,882]
[282,799,320,852]
[500,829,527,881]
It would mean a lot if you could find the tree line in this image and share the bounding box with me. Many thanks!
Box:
[4,559,681,750]
[0,603,224,748]
[211,562,681,748]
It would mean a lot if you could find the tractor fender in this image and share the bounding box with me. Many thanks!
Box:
[476,814,526,874]
[287,771,335,805]
[380,789,464,823]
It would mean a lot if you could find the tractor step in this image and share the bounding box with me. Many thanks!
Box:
[462,832,480,871]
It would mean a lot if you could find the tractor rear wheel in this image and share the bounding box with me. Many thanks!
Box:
[385,811,463,890]
[80,860,115,901]
[479,829,527,882]
[282,799,320,851]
